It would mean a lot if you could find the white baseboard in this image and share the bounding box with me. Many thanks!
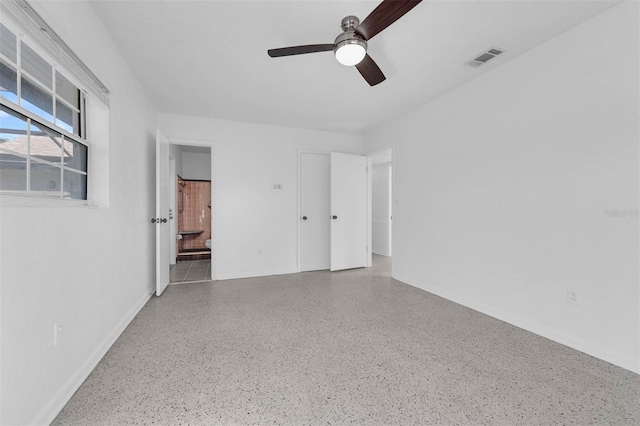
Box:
[372,249,391,256]
[32,291,152,425]
[215,268,299,281]
[393,273,639,374]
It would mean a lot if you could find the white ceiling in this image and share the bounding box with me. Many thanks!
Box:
[90,0,620,135]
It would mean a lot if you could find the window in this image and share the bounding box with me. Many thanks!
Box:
[0,22,88,200]
[0,104,87,199]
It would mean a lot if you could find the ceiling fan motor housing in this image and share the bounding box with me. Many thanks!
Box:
[340,15,360,32]
[334,15,367,66]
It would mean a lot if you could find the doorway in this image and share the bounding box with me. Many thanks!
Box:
[169,144,213,284]
[370,148,393,258]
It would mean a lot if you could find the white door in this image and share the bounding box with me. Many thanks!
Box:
[155,130,170,296]
[330,152,368,271]
[300,153,330,271]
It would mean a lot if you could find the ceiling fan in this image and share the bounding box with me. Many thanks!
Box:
[267,0,423,87]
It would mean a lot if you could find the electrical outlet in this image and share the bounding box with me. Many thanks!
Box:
[54,323,63,346]
[567,289,580,306]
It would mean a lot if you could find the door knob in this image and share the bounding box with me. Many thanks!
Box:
[302,216,307,220]
[161,218,168,223]
[332,215,338,219]
[151,218,157,224]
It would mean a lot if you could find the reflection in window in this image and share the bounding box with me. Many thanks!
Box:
[55,99,79,134]
[0,151,27,191]
[2,25,84,138]
[0,23,17,63]
[20,42,52,89]
[63,138,87,172]
[0,105,28,154]
[63,169,86,199]
[21,76,54,123]
[30,121,62,164]
[0,60,18,104]
[55,71,79,108]
[30,160,61,195]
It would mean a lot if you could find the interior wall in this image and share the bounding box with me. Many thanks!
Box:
[372,163,391,256]
[181,151,211,180]
[158,113,364,279]
[170,144,183,176]
[0,2,157,424]
[365,2,639,372]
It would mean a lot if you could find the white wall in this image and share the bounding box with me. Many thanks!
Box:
[182,151,211,180]
[372,163,392,256]
[366,2,639,372]
[0,2,157,424]
[170,144,183,177]
[158,114,364,279]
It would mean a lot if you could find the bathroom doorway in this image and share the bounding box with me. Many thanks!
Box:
[169,144,213,283]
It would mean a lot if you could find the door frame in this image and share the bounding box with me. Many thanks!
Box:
[367,144,394,271]
[169,137,217,281]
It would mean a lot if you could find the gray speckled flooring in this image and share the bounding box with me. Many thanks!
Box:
[54,255,639,425]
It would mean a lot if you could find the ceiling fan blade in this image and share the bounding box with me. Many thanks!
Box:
[268,44,334,58]
[355,0,423,41]
[355,54,386,86]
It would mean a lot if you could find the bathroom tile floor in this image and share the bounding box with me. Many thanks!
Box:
[53,255,640,425]
[169,259,211,283]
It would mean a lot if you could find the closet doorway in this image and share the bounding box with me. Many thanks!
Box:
[298,151,368,272]
[169,144,213,284]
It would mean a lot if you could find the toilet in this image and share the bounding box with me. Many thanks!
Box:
[205,239,212,249]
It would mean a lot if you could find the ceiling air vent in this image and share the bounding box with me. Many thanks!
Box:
[464,47,505,68]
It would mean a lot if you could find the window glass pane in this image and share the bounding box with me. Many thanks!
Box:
[63,138,87,172]
[55,99,80,135]
[0,59,18,103]
[62,168,86,199]
[0,149,27,191]
[20,42,52,89]
[0,105,28,155]
[30,159,61,196]
[21,76,54,122]
[0,23,17,64]
[55,71,79,109]
[30,121,62,164]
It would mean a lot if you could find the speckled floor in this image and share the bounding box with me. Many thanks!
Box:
[54,255,639,425]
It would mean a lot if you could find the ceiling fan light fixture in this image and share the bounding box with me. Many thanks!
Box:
[334,36,367,66]
[333,31,367,67]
